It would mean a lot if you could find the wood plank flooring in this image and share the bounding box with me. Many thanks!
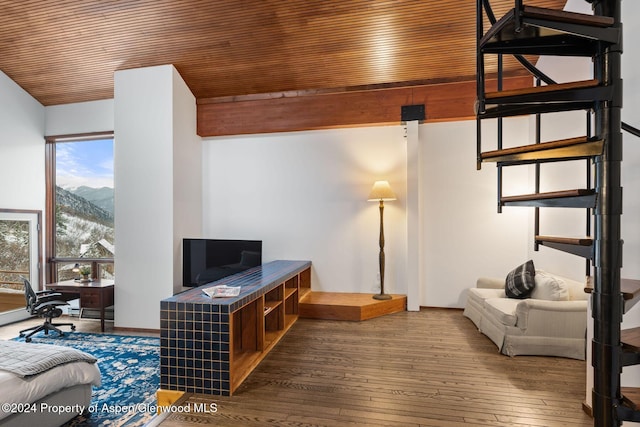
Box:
[154,308,592,427]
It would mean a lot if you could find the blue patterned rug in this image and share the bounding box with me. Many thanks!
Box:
[15,332,159,426]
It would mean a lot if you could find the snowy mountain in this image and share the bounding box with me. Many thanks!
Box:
[69,186,114,216]
[55,186,114,259]
[56,186,113,225]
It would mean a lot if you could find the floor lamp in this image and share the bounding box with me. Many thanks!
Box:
[368,180,396,300]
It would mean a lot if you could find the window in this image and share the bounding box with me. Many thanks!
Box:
[45,133,114,282]
[0,209,41,324]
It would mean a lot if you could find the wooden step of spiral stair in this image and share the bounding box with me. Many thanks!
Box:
[481,136,603,165]
[501,189,596,208]
[621,327,640,368]
[535,235,593,259]
[480,6,618,56]
[620,387,640,422]
[585,277,640,313]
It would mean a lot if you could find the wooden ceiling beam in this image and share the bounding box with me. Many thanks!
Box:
[196,76,533,137]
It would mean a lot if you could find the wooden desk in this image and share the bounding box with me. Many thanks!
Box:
[47,279,114,332]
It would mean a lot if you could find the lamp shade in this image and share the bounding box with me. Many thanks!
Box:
[367,180,396,201]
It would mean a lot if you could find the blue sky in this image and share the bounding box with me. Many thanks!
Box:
[56,139,114,189]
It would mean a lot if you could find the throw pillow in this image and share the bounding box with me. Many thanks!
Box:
[505,260,536,299]
[530,270,570,301]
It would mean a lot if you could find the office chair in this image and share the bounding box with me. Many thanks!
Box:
[19,277,76,342]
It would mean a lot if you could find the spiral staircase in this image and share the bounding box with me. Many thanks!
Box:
[475,0,640,425]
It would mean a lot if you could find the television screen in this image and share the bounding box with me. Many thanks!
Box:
[183,238,262,287]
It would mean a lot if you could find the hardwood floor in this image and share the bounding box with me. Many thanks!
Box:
[154,308,593,427]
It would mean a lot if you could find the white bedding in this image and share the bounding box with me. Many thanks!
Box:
[0,360,101,421]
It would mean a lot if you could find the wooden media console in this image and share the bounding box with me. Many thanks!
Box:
[159,260,311,396]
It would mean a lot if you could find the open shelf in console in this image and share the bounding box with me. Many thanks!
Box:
[299,267,311,300]
[230,298,263,390]
[284,275,299,329]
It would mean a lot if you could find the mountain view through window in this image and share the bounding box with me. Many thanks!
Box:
[55,138,114,280]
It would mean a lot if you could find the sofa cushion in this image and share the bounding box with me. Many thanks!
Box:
[505,260,536,299]
[484,297,519,327]
[531,270,570,301]
[467,287,505,306]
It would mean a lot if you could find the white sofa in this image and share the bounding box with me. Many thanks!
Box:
[463,270,589,360]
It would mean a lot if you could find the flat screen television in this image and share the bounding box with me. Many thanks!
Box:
[183,238,262,287]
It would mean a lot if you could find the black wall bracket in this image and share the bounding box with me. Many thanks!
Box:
[401,104,425,122]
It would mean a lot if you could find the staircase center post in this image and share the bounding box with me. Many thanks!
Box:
[591,1,623,426]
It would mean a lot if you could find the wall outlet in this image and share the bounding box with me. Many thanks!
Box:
[373,272,381,291]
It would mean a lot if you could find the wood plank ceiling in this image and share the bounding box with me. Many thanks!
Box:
[0,0,567,134]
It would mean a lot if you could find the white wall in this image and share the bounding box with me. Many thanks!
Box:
[0,70,45,322]
[0,71,45,211]
[202,126,407,295]
[45,99,114,136]
[0,71,45,294]
[114,65,201,330]
[420,117,531,307]
[201,116,535,308]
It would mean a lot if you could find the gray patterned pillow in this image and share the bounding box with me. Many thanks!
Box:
[505,260,536,299]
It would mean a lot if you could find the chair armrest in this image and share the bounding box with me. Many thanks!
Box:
[515,299,588,335]
[37,289,62,297]
[36,293,66,306]
[34,300,69,312]
[476,277,505,289]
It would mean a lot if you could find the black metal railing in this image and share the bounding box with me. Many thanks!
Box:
[623,122,640,138]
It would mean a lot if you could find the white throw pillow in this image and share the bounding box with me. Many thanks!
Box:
[531,270,570,301]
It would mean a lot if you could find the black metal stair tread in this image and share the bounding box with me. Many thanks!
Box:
[479,101,596,119]
[482,35,598,56]
[480,80,612,118]
[502,189,594,202]
[621,388,640,412]
[501,189,596,207]
[481,136,603,163]
[535,236,593,259]
[481,6,616,54]
[485,79,599,101]
[535,235,593,246]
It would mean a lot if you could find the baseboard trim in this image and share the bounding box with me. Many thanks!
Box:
[113,326,160,334]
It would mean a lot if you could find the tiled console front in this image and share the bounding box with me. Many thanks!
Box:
[160,260,311,396]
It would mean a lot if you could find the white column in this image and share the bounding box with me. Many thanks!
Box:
[405,120,421,311]
[114,65,201,330]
